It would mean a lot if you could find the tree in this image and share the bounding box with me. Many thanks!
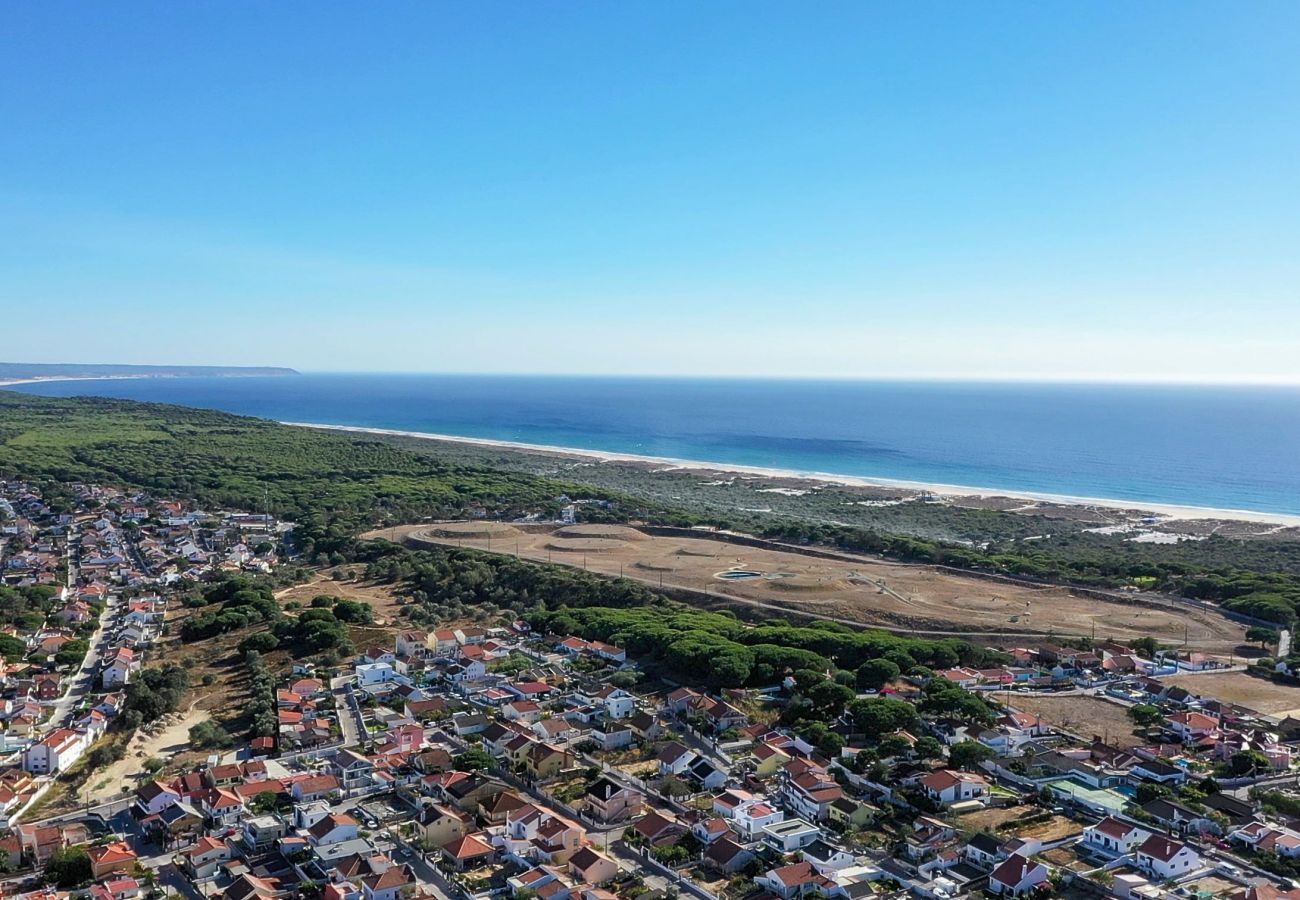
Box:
[847,697,919,738]
[806,680,855,719]
[918,679,995,723]
[1229,750,1272,777]
[239,632,280,654]
[1247,626,1281,649]
[1130,637,1161,658]
[609,669,642,689]
[454,748,495,771]
[659,775,691,798]
[857,659,901,691]
[45,846,92,888]
[332,599,374,624]
[1128,704,1165,727]
[0,634,25,662]
[913,736,945,760]
[877,734,914,759]
[793,669,827,692]
[949,740,995,770]
[124,664,190,721]
[653,844,690,866]
[250,790,280,814]
[54,639,89,668]
[190,721,235,749]
[1136,782,1172,804]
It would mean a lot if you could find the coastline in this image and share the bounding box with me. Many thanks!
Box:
[0,371,296,388]
[6,375,1296,527]
[0,375,158,388]
[286,421,1300,528]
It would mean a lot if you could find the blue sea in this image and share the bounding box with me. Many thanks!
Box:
[9,374,1300,516]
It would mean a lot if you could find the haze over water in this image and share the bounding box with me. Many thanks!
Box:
[11,374,1300,516]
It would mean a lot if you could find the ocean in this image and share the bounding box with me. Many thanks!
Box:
[9,374,1300,516]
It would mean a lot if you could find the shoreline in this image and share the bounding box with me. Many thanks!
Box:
[6,375,1296,527]
[0,372,296,388]
[286,421,1300,528]
[0,375,159,387]
[0,371,297,387]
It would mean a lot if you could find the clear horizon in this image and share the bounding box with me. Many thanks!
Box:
[4,4,1299,381]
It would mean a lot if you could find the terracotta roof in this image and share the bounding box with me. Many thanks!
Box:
[1138,834,1190,863]
[88,841,137,866]
[990,853,1044,888]
[443,833,495,860]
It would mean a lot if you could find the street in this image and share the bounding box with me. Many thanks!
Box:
[47,592,120,730]
[330,673,365,748]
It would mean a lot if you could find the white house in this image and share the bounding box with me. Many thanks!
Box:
[755,862,841,900]
[989,853,1050,896]
[687,756,728,791]
[502,701,542,724]
[599,687,635,720]
[761,818,822,853]
[23,728,86,774]
[1131,759,1188,786]
[734,800,786,839]
[656,742,695,776]
[444,659,486,683]
[135,779,182,816]
[1167,712,1219,743]
[361,864,416,900]
[307,813,360,847]
[919,769,988,807]
[356,662,397,686]
[1083,817,1150,857]
[1135,835,1201,881]
[102,647,139,688]
[1230,822,1300,858]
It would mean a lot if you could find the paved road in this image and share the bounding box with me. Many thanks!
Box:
[611,840,686,897]
[330,674,365,747]
[47,593,120,730]
[401,840,461,900]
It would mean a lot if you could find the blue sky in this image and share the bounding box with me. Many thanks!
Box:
[3,3,1298,381]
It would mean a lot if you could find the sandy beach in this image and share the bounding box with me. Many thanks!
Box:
[287,421,1300,528]
[0,375,157,388]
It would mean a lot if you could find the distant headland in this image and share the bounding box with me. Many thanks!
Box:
[0,362,298,386]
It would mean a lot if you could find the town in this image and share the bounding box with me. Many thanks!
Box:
[3,482,1300,900]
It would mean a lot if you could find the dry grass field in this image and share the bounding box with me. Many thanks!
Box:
[276,568,408,623]
[1163,671,1300,717]
[959,804,1039,832]
[384,522,1248,653]
[1004,694,1144,747]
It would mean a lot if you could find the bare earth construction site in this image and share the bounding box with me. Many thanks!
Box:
[384,522,1250,654]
